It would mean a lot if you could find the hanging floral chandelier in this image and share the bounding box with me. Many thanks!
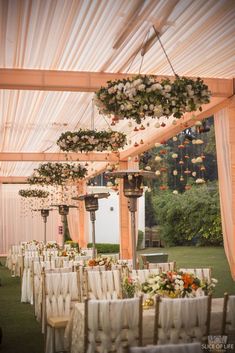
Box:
[28,162,88,186]
[94,75,210,125]
[18,189,50,198]
[57,129,127,152]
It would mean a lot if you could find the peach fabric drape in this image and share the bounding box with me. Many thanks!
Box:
[0,184,61,254]
[214,107,235,280]
[67,209,79,243]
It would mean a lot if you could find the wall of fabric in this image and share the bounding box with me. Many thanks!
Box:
[0,184,61,254]
[214,105,235,280]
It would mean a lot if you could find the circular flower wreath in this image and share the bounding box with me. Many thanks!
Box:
[19,189,50,198]
[94,75,211,124]
[28,162,88,185]
[57,129,127,152]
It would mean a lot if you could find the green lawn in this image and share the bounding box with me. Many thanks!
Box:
[138,246,235,297]
[0,264,44,353]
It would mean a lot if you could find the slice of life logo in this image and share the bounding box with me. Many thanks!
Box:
[201,336,234,351]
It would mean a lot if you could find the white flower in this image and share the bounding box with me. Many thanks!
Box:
[173,170,178,176]
[133,79,142,86]
[151,83,163,91]
[195,139,204,145]
[155,170,161,176]
[173,190,178,195]
[172,153,178,159]
[155,156,162,162]
[138,84,146,91]
[164,84,172,92]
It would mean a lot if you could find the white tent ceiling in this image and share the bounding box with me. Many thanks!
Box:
[0,0,234,180]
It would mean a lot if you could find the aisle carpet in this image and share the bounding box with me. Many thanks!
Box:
[0,265,44,353]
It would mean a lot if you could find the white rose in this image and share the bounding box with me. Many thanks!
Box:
[164,84,172,92]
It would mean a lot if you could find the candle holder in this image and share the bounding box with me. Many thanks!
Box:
[72,192,110,258]
[51,204,78,247]
[105,170,155,269]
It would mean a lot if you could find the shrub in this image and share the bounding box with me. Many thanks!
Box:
[87,243,120,254]
[137,230,144,250]
[153,182,223,246]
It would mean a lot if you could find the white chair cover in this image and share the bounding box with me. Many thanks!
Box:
[87,298,140,353]
[158,297,208,344]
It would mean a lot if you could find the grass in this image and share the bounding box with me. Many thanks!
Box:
[0,264,44,353]
[138,246,235,297]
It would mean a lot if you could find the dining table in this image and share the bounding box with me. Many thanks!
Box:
[64,298,224,353]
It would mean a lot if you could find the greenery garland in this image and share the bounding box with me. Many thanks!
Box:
[57,129,127,152]
[94,75,211,124]
[28,162,87,185]
[19,189,50,198]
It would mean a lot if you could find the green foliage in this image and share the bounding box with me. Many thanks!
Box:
[65,240,79,249]
[87,243,120,253]
[145,191,158,227]
[137,230,144,250]
[153,183,223,246]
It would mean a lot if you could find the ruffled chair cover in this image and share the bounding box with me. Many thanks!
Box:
[148,262,176,272]
[228,295,235,329]
[44,271,79,353]
[87,270,121,299]
[129,342,203,353]
[156,296,210,344]
[86,297,142,353]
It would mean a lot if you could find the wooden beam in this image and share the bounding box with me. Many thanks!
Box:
[0,177,28,183]
[119,97,232,160]
[0,152,120,162]
[0,69,233,97]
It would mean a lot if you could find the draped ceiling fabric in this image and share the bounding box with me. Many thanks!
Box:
[214,104,235,280]
[0,184,61,254]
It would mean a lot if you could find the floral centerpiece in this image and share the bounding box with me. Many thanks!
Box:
[57,129,127,152]
[28,162,88,185]
[19,189,50,198]
[141,271,217,298]
[94,75,210,124]
[87,256,115,270]
[58,248,79,260]
[122,276,140,298]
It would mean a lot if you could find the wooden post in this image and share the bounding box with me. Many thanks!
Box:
[77,180,89,248]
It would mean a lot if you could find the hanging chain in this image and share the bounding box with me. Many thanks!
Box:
[139,28,150,74]
[153,25,178,77]
[91,99,95,130]
[127,28,151,73]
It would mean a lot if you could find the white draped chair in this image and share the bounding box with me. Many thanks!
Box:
[130,269,161,285]
[148,262,176,272]
[221,293,235,338]
[84,296,143,353]
[179,268,211,283]
[154,295,212,345]
[86,270,122,300]
[42,268,80,353]
[129,342,203,353]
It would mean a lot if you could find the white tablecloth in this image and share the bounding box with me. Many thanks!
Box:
[64,298,224,353]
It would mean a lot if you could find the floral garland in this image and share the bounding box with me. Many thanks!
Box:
[94,75,210,124]
[18,189,50,198]
[28,162,88,185]
[141,271,217,298]
[57,129,127,152]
